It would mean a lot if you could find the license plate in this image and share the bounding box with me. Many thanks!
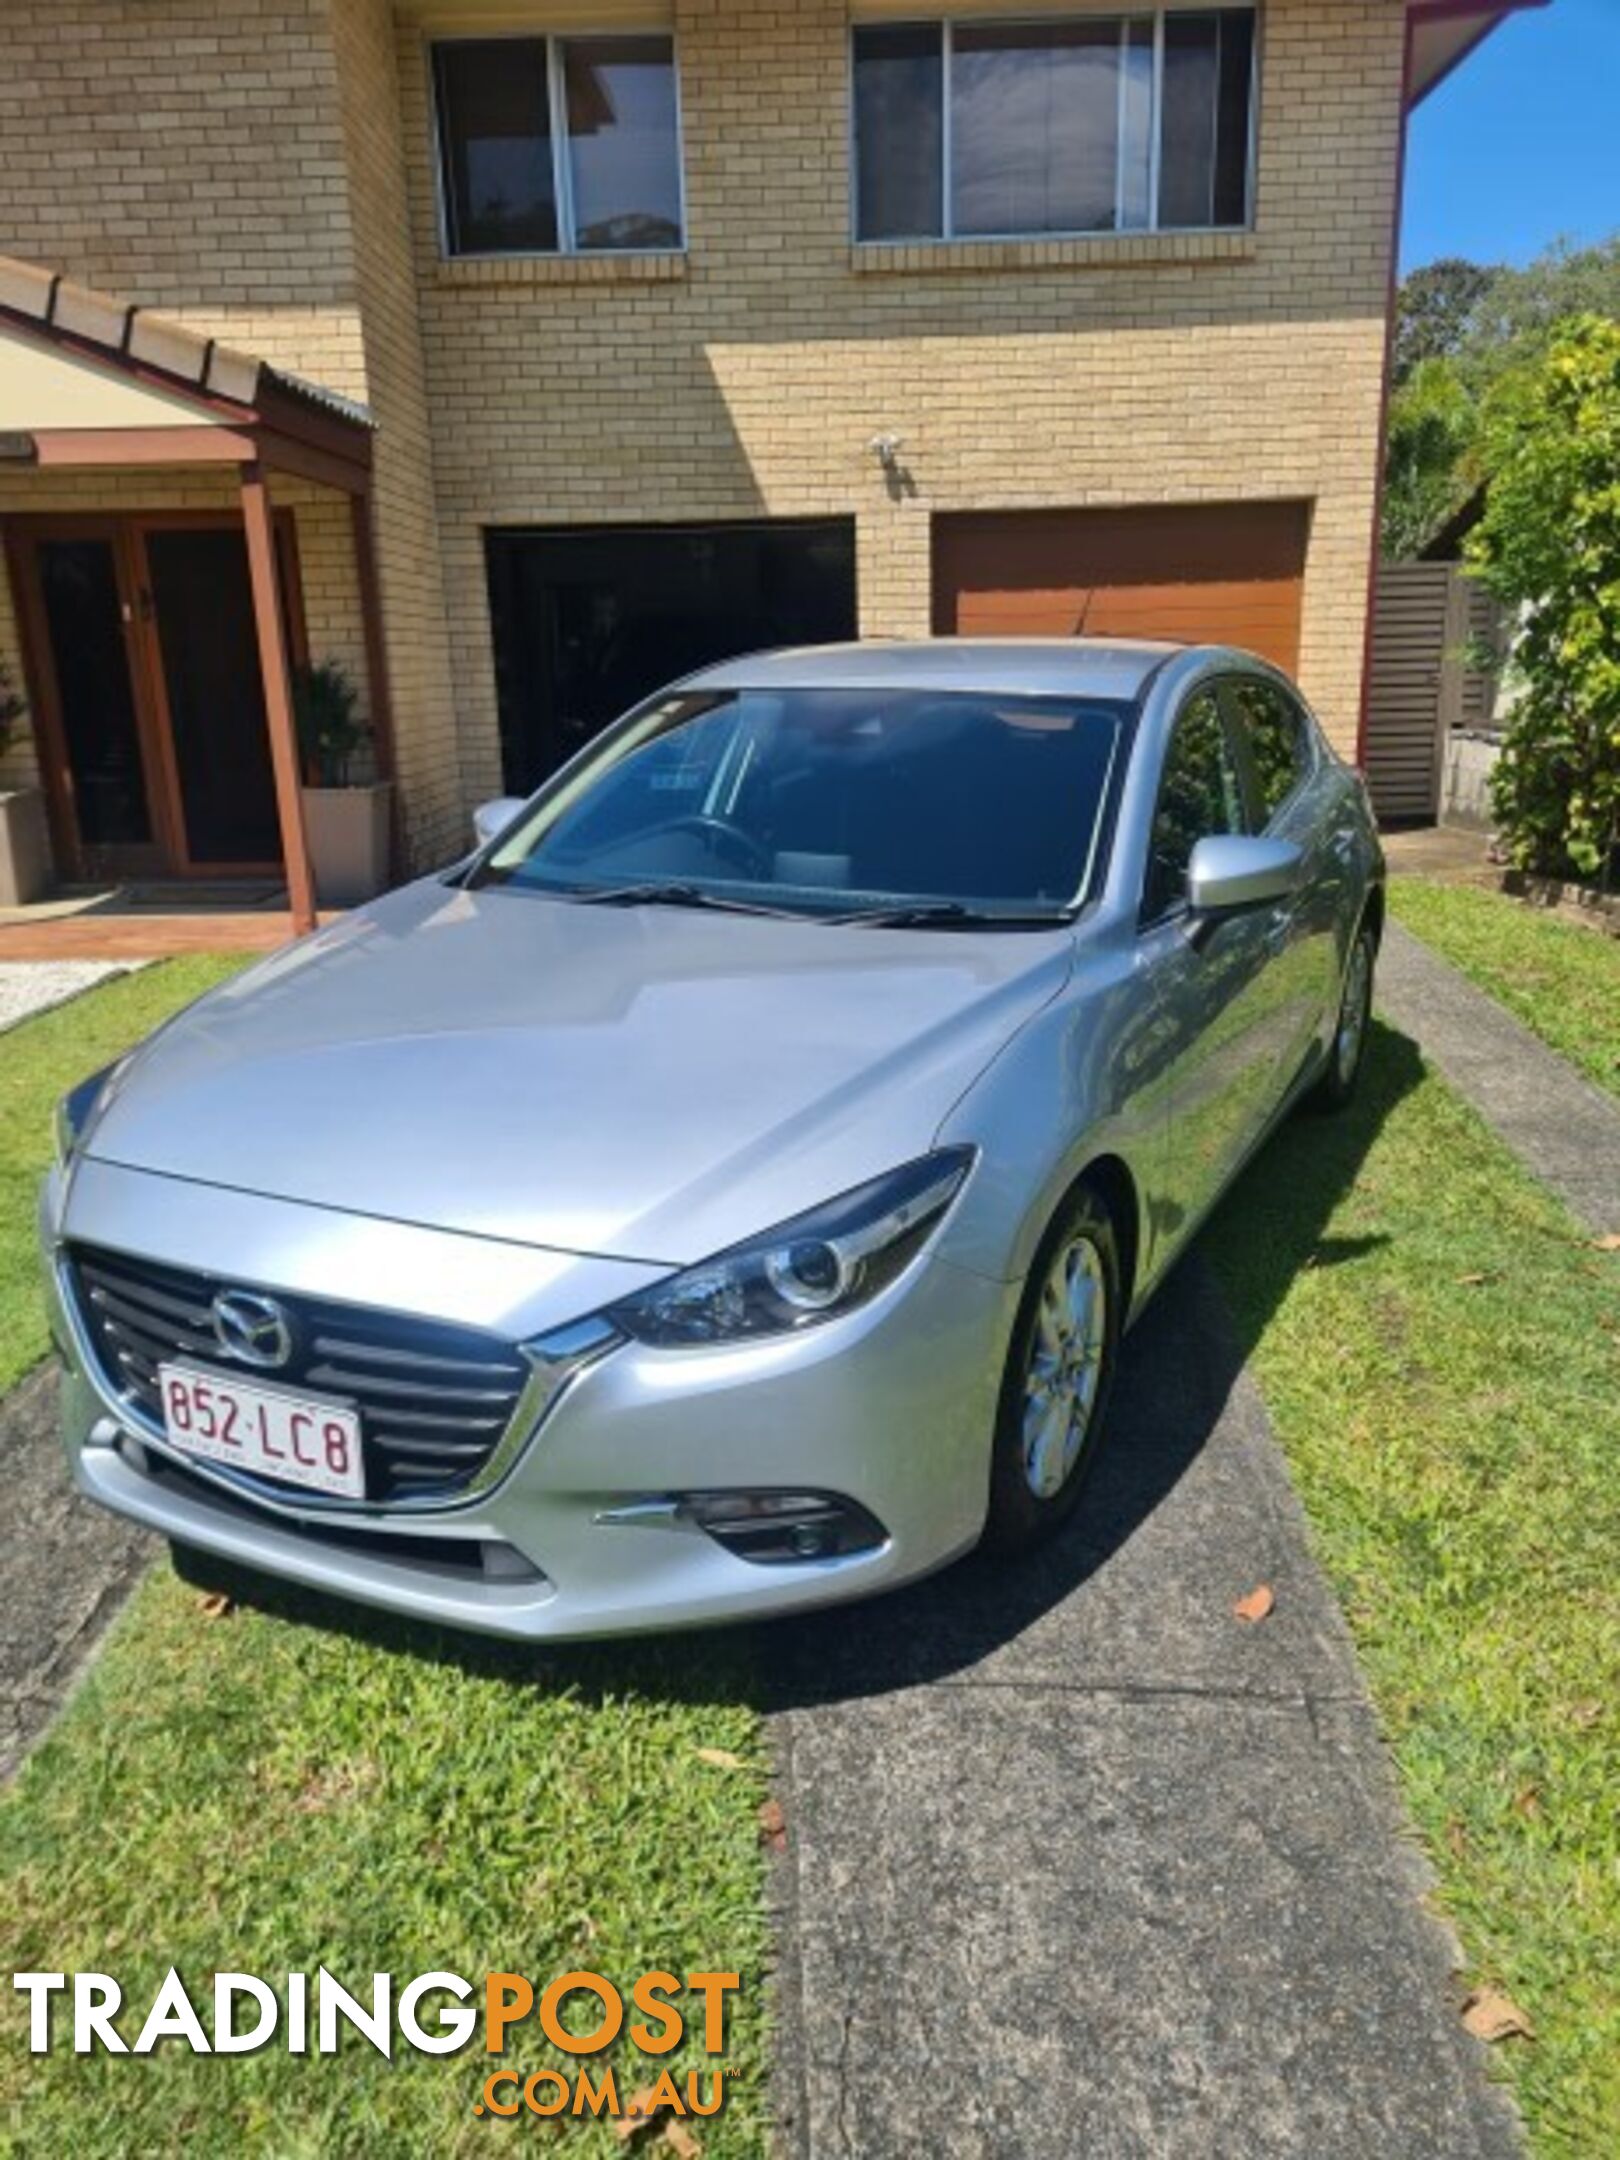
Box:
[157,1362,365,1501]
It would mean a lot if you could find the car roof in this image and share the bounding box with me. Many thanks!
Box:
[678,637,1192,702]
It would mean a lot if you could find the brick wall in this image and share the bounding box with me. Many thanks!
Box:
[396,0,1405,788]
[329,0,461,862]
[0,0,365,396]
[1,0,1409,861]
[0,0,463,864]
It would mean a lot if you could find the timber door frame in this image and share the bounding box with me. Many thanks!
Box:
[5,508,308,882]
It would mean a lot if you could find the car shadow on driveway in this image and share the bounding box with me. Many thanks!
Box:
[754,1019,1424,1707]
[201,1022,1425,1716]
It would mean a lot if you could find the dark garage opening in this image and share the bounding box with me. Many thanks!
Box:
[485,518,859,792]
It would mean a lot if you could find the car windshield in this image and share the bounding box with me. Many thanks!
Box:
[471,685,1127,921]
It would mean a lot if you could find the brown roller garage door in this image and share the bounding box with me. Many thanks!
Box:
[932,502,1310,672]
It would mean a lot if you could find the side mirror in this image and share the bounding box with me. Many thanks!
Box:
[1186,834,1302,920]
[472,797,525,849]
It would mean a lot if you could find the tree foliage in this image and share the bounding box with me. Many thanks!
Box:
[1383,235,1620,558]
[1394,257,1495,382]
[1474,236,1620,369]
[1382,358,1481,561]
[1469,316,1620,886]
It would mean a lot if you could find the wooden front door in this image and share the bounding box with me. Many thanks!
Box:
[8,512,301,881]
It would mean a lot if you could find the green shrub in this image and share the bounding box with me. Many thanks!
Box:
[1470,317,1620,888]
[0,656,25,764]
[292,659,369,789]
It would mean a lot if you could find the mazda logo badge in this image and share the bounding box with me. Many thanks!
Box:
[210,1289,294,1371]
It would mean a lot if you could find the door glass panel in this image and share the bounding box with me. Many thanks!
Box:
[145,529,281,866]
[1144,688,1247,920]
[36,537,153,849]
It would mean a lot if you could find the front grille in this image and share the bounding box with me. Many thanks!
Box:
[67,1243,533,1506]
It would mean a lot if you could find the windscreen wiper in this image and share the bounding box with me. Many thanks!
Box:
[827,901,1069,929]
[562,882,809,919]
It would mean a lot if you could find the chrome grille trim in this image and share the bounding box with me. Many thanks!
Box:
[61,1244,619,1515]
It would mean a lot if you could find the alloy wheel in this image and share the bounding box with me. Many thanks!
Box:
[1021,1233,1109,1500]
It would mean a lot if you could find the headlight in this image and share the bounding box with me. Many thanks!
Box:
[611,1147,975,1347]
[53,1061,120,1166]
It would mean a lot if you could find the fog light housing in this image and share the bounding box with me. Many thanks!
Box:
[680,1489,887,1565]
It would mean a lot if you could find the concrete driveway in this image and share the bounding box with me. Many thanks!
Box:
[3,1267,1515,2152]
[767,1261,1520,2158]
[0,1364,154,1780]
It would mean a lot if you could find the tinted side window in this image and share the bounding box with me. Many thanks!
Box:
[1144,690,1247,922]
[1228,677,1313,823]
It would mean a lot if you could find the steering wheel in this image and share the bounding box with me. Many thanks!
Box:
[664,814,773,879]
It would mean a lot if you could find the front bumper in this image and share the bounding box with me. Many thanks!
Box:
[46,1166,1014,1639]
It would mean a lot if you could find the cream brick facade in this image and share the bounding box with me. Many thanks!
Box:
[0,0,458,859]
[1,0,1411,871]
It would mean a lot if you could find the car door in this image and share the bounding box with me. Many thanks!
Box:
[1219,671,1340,1097]
[1136,685,1290,1249]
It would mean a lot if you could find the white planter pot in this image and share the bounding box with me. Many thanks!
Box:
[300,783,393,907]
[0,786,52,907]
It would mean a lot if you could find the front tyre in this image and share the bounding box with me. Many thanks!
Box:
[984,1183,1122,1556]
[1309,918,1377,1113]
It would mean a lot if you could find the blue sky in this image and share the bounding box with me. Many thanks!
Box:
[1402,0,1618,272]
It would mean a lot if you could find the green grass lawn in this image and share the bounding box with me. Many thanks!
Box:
[1390,878,1620,1102]
[0,965,771,2154]
[1206,1023,1620,2155]
[0,1579,769,2156]
[0,958,247,1394]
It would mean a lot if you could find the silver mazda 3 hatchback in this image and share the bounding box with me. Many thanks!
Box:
[43,640,1382,1638]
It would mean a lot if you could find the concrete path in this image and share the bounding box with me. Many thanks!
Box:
[0,1363,157,1781]
[1379,827,1499,886]
[1378,920,1620,1239]
[767,1265,1520,2159]
[0,958,132,1033]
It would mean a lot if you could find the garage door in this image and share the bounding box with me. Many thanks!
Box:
[486,518,858,793]
[932,503,1310,672]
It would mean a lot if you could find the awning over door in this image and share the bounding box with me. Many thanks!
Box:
[0,255,388,931]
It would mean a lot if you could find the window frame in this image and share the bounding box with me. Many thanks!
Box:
[849,7,1261,248]
[1137,681,1254,929]
[428,27,689,262]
